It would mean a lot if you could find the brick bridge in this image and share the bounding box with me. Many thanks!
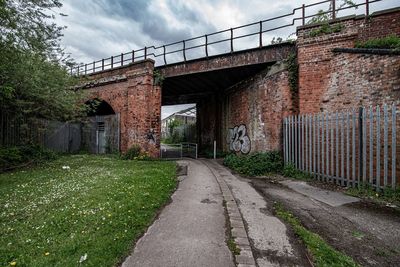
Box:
[80,6,400,157]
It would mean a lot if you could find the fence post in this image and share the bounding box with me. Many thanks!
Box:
[392,104,397,189]
[332,0,336,20]
[358,107,364,185]
[102,59,104,71]
[205,35,209,57]
[259,21,263,47]
[369,106,374,185]
[132,50,135,62]
[230,28,234,53]
[111,56,114,69]
[366,0,370,17]
[163,45,167,65]
[376,105,381,190]
[183,40,186,62]
[121,53,124,66]
[383,104,388,188]
[302,4,305,25]
[144,47,147,59]
[362,107,367,184]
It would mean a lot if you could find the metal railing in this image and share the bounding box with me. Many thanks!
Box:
[70,0,384,76]
[160,143,198,159]
[283,103,399,190]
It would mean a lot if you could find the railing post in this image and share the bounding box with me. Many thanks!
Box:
[93,61,95,73]
[102,59,104,71]
[111,56,114,68]
[132,50,135,63]
[163,45,167,65]
[332,0,336,20]
[144,47,147,59]
[230,28,234,53]
[302,4,305,25]
[121,53,124,66]
[183,40,186,62]
[358,107,363,185]
[259,21,263,47]
[366,0,370,17]
[77,66,80,76]
[84,64,87,75]
[205,34,208,57]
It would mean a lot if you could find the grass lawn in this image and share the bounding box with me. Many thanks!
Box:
[0,155,177,267]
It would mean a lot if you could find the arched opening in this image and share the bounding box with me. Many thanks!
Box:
[83,98,119,154]
[85,98,115,116]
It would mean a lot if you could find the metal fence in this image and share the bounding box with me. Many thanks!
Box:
[71,0,386,75]
[283,104,399,190]
[0,113,120,154]
[160,143,198,159]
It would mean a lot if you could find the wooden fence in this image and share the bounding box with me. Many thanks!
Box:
[283,104,399,190]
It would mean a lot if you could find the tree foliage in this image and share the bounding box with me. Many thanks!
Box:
[0,0,86,120]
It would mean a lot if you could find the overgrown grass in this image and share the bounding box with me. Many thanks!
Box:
[274,203,359,267]
[0,155,177,267]
[346,184,400,206]
[223,152,283,176]
[282,164,313,181]
[355,34,400,50]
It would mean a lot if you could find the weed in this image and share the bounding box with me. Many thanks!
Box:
[274,202,359,267]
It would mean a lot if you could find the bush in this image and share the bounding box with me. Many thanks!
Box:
[0,145,57,172]
[355,35,400,50]
[282,164,312,180]
[223,151,283,176]
[121,145,141,160]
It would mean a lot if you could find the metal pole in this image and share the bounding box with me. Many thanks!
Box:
[366,0,370,17]
[163,45,167,65]
[332,0,336,20]
[302,4,305,25]
[259,21,263,47]
[121,53,124,66]
[205,35,208,57]
[230,28,234,53]
[213,140,217,159]
[183,40,186,62]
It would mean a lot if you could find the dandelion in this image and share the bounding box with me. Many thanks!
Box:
[45,252,50,256]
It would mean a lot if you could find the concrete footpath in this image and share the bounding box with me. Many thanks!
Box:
[122,159,234,267]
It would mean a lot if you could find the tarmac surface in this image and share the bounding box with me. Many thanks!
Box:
[122,159,234,267]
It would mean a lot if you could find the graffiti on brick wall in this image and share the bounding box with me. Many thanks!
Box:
[146,128,156,145]
[227,124,251,154]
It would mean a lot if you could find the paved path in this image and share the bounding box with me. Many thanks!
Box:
[122,159,234,267]
[204,160,308,267]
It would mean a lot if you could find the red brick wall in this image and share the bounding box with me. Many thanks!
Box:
[297,9,400,114]
[85,60,161,157]
[221,62,295,153]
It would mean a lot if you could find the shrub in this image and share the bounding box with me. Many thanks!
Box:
[0,145,57,172]
[223,151,283,176]
[355,35,400,50]
[121,145,141,160]
[282,164,312,180]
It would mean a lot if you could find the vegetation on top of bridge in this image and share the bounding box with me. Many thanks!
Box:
[71,0,384,76]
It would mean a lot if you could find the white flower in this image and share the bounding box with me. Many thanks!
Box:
[62,166,71,170]
[79,253,88,263]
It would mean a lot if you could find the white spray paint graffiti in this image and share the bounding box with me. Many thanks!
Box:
[227,124,251,154]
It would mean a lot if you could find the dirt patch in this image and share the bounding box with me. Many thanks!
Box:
[251,178,400,267]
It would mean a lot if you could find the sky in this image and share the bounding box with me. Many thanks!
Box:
[55,0,398,118]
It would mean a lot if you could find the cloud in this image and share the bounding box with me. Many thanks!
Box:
[56,0,400,65]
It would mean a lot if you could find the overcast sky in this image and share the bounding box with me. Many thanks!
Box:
[56,0,398,118]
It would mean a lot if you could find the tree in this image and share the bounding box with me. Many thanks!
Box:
[0,0,86,120]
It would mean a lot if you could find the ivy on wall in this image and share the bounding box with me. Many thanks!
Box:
[286,52,298,96]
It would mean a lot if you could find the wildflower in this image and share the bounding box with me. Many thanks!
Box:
[45,252,50,256]
[10,261,17,266]
[79,253,88,263]
[375,193,379,197]
[62,166,70,170]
